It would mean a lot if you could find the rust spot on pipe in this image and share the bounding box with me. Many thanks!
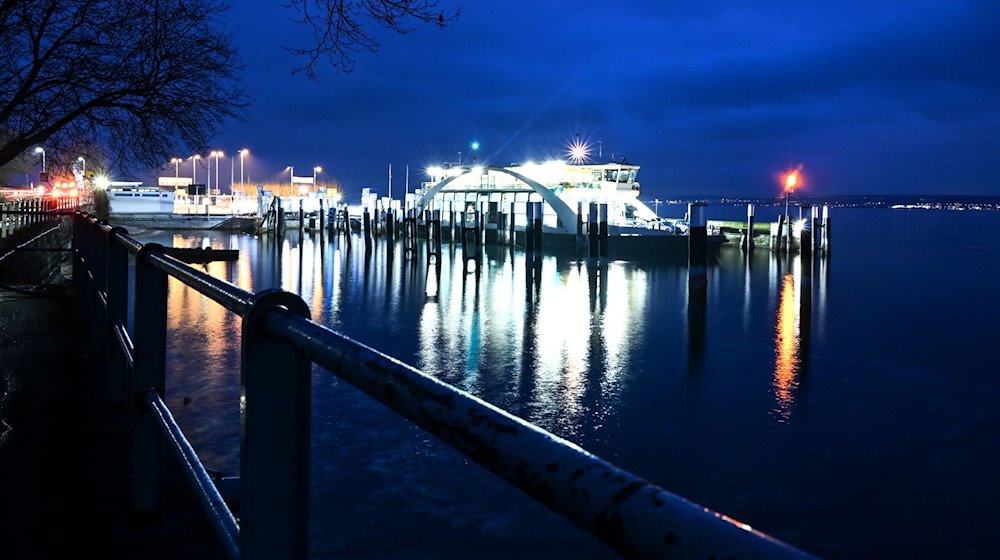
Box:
[610,480,643,505]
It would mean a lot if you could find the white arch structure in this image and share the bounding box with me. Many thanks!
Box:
[415,165,578,234]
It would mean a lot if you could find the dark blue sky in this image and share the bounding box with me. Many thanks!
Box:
[167,0,1000,199]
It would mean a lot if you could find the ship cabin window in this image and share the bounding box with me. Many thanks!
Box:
[592,170,602,182]
[602,169,636,183]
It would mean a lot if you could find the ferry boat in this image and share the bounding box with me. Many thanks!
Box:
[105,182,176,214]
[415,159,690,235]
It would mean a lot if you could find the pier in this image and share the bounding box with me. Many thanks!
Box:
[0,202,819,558]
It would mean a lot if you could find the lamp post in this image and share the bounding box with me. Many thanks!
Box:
[191,154,201,187]
[77,157,86,189]
[34,146,45,173]
[470,141,480,163]
[211,150,223,194]
[289,166,294,190]
[313,166,322,191]
[170,157,181,179]
[784,170,798,222]
[782,169,799,250]
[239,149,249,192]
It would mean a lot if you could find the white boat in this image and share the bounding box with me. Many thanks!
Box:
[105,182,176,214]
[415,158,688,235]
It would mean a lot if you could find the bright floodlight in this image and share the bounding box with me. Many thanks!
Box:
[470,141,480,151]
[567,138,590,164]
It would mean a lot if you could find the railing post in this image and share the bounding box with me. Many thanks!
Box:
[106,227,131,406]
[240,289,312,560]
[131,243,169,523]
[71,212,85,290]
[88,219,110,352]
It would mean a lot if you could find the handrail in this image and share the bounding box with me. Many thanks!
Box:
[69,210,818,560]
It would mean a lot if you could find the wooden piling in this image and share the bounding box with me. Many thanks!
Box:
[509,201,516,247]
[588,202,599,257]
[531,201,543,252]
[363,210,372,253]
[744,204,755,251]
[821,205,831,254]
[598,203,608,258]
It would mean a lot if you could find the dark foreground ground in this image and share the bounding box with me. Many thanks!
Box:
[0,223,226,559]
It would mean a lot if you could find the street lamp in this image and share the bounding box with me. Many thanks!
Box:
[470,141,480,163]
[210,150,223,194]
[191,154,201,185]
[784,170,798,221]
[239,149,249,192]
[34,146,46,173]
[170,157,181,179]
[191,154,202,187]
[313,166,322,190]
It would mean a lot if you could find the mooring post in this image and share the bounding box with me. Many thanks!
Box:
[131,243,169,524]
[800,207,813,268]
[363,209,372,253]
[745,203,755,251]
[776,213,786,251]
[240,289,312,560]
[821,205,831,254]
[587,202,600,257]
[509,201,516,247]
[688,202,708,298]
[598,203,608,258]
[532,202,545,252]
[524,201,535,252]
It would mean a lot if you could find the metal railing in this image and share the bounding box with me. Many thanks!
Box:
[70,210,817,560]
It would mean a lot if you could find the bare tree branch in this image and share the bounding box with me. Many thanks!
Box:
[0,0,249,176]
[283,0,461,79]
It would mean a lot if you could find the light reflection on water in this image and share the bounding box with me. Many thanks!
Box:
[130,208,1000,559]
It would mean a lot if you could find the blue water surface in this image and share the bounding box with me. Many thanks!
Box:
[135,205,1000,559]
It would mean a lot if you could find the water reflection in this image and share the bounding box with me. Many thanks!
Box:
[139,228,830,456]
[771,255,812,422]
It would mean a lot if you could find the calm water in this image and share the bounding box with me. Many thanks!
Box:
[134,206,1000,559]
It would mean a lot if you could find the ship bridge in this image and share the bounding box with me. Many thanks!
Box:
[415,161,643,234]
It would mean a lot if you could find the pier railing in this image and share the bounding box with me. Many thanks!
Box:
[71,210,816,560]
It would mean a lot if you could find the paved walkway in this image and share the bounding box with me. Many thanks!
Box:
[0,250,225,557]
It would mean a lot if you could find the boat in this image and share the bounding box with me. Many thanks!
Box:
[105,182,175,214]
[102,182,257,231]
[401,155,723,260]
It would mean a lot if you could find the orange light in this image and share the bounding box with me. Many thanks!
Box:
[784,171,798,191]
[70,188,79,197]
[779,165,805,193]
